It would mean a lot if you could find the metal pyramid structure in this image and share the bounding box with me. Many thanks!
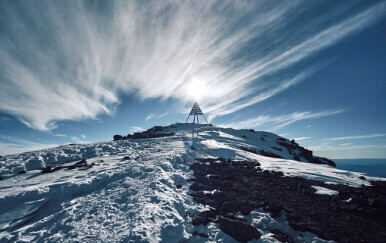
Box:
[186,102,208,124]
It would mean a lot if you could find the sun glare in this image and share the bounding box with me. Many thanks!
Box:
[188,79,207,100]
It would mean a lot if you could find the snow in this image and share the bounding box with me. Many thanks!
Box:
[0,123,384,242]
[311,186,339,196]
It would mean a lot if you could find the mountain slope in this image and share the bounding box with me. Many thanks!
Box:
[0,124,385,242]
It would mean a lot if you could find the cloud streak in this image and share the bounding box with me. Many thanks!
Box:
[330,134,386,141]
[0,1,384,130]
[130,126,144,133]
[293,137,311,142]
[145,112,169,122]
[219,109,344,131]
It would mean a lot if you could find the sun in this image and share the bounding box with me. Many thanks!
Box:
[188,79,207,101]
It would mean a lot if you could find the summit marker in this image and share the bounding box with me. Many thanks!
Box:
[186,102,208,124]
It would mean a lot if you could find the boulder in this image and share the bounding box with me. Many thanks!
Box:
[218,216,261,243]
[18,170,27,174]
[113,135,123,141]
[41,166,52,173]
[192,210,217,226]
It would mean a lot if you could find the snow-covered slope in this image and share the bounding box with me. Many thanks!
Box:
[0,124,384,242]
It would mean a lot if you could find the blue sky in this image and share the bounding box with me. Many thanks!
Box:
[0,0,385,159]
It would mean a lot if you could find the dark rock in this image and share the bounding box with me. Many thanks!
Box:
[221,201,239,213]
[176,184,182,189]
[259,150,282,159]
[351,196,367,207]
[239,202,255,215]
[192,210,217,226]
[271,228,290,243]
[41,166,52,173]
[51,166,62,172]
[218,216,261,243]
[289,221,307,232]
[67,165,76,170]
[190,182,210,191]
[75,159,87,165]
[265,203,283,217]
[192,232,209,238]
[122,156,131,160]
[359,176,366,180]
[113,135,123,141]
[242,135,247,138]
[240,147,282,159]
[18,170,27,174]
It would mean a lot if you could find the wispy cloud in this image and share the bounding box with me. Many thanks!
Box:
[330,134,386,141]
[130,126,144,133]
[0,1,384,130]
[54,134,67,137]
[145,112,169,122]
[339,143,352,146]
[220,109,344,131]
[145,115,155,122]
[293,137,311,142]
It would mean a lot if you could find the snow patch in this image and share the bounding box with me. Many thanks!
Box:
[312,186,339,196]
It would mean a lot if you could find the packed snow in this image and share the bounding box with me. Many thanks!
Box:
[0,123,384,242]
[311,186,339,196]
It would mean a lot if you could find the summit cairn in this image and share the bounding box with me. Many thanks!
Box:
[186,102,208,124]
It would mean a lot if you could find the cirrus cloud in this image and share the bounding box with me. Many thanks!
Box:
[0,0,384,130]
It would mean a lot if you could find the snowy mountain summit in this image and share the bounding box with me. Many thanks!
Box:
[1,123,385,242]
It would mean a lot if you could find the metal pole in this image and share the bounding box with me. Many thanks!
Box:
[202,114,209,124]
